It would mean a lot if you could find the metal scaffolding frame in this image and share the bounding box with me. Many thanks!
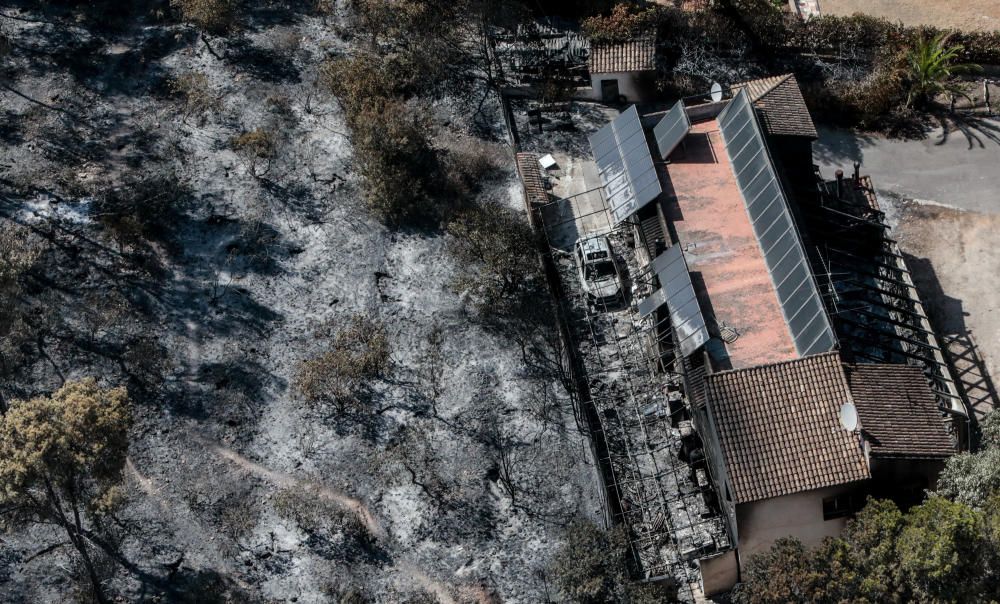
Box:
[536,190,729,598]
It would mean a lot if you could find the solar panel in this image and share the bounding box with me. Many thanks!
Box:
[637,287,667,318]
[718,90,837,357]
[637,245,709,357]
[588,105,662,225]
[652,100,690,159]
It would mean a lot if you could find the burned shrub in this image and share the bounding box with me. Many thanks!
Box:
[230,128,278,178]
[582,3,662,44]
[550,520,670,604]
[272,486,372,560]
[171,0,238,35]
[321,55,445,225]
[343,0,465,91]
[0,223,43,403]
[350,100,444,225]
[440,136,509,200]
[319,54,403,112]
[170,72,222,120]
[446,202,542,316]
[92,173,189,249]
[800,46,911,131]
[295,314,391,414]
[0,222,41,303]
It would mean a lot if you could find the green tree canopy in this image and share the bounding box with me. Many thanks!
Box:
[897,496,988,602]
[905,32,981,109]
[937,411,1000,508]
[0,378,133,603]
[736,496,1000,603]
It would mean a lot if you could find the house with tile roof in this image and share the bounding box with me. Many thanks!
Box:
[523,67,968,596]
[599,73,967,594]
[586,38,657,103]
[694,352,954,591]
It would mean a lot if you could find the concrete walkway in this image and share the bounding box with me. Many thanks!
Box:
[813,120,1000,214]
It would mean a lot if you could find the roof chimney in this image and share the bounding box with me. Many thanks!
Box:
[835,169,844,199]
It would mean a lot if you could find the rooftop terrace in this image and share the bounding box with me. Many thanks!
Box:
[661,119,798,370]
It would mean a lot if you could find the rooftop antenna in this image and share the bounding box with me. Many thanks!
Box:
[839,402,859,432]
[710,82,723,103]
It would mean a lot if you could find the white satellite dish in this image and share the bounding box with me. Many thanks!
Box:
[839,402,859,432]
[710,82,723,103]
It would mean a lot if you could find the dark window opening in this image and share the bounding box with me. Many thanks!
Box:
[823,493,860,520]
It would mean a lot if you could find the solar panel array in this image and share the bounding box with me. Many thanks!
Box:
[637,245,709,357]
[652,100,690,159]
[717,89,837,357]
[589,105,662,225]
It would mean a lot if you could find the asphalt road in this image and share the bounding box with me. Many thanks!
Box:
[813,120,1000,214]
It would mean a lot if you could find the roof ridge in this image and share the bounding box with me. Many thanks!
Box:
[757,73,794,100]
[706,350,840,379]
[732,73,792,101]
[591,36,655,47]
[847,362,925,371]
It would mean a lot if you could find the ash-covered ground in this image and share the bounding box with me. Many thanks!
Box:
[0,3,602,602]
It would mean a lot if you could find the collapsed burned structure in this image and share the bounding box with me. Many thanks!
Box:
[515,74,967,598]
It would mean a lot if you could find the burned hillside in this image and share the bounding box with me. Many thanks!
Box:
[0,2,603,602]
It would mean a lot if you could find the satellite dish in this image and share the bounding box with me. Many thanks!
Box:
[839,402,859,432]
[710,82,723,103]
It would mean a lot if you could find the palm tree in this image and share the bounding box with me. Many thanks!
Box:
[906,32,981,109]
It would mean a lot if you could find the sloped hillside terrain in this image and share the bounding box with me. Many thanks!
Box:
[0,2,602,602]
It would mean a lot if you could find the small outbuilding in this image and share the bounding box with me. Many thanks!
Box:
[587,38,656,103]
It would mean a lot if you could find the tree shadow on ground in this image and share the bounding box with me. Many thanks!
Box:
[224,37,301,84]
[935,111,1000,150]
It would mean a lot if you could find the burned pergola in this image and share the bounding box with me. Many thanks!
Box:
[797,169,967,426]
[534,188,729,598]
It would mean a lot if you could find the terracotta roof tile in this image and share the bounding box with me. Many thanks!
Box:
[588,39,656,74]
[730,74,818,139]
[705,352,870,504]
[845,364,956,459]
[515,152,549,206]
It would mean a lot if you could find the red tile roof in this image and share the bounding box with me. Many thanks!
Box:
[663,120,798,369]
[705,352,870,504]
[588,39,656,74]
[730,74,818,139]
[515,152,548,206]
[845,364,956,459]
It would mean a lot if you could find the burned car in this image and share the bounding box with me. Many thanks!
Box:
[574,235,623,306]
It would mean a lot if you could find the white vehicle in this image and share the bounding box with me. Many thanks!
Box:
[574,235,623,305]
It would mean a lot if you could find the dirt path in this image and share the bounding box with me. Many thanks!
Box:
[207,442,385,541]
[206,441,498,604]
[820,0,1000,31]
